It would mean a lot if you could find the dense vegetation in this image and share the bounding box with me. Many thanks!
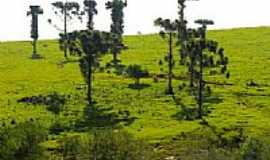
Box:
[0,27,270,159]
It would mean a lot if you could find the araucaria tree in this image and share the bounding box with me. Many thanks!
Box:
[48,1,82,58]
[27,5,43,59]
[83,0,98,30]
[105,0,127,63]
[188,19,230,118]
[177,0,199,64]
[178,0,188,64]
[68,30,112,111]
[154,18,178,95]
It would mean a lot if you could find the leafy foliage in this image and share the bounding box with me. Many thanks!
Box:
[60,130,154,160]
[0,121,47,160]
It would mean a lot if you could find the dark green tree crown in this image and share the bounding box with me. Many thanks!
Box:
[185,26,230,79]
[84,0,98,29]
[106,0,127,35]
[27,6,43,40]
[48,1,83,31]
[52,1,80,13]
[84,0,98,13]
[154,18,179,39]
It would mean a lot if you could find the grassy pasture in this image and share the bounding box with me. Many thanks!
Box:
[1,27,270,158]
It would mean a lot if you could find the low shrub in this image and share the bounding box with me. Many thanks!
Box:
[59,130,154,160]
[0,121,48,160]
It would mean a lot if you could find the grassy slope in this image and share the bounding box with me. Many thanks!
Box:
[1,27,270,155]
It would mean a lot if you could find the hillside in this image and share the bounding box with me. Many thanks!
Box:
[1,27,270,159]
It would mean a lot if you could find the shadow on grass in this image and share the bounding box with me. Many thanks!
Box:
[233,91,270,97]
[56,59,80,68]
[17,92,68,114]
[172,102,199,121]
[75,104,138,131]
[172,96,223,121]
[61,59,80,64]
[128,83,151,90]
[204,96,224,105]
[105,62,126,75]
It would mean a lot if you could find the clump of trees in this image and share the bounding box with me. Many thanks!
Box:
[154,2,230,119]
[106,0,128,63]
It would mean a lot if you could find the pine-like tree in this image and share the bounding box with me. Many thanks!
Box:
[83,0,98,30]
[48,1,82,58]
[177,0,198,64]
[188,19,230,118]
[105,0,127,63]
[27,6,43,59]
[154,18,178,95]
[67,30,112,111]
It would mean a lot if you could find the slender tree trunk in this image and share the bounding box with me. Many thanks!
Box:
[198,26,207,119]
[198,47,203,119]
[190,57,195,88]
[179,1,186,65]
[87,9,93,30]
[167,32,173,94]
[32,39,37,58]
[87,55,93,109]
[113,51,118,63]
[64,3,68,58]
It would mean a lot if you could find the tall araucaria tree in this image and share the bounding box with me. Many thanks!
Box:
[177,0,198,64]
[105,0,127,63]
[83,0,98,30]
[27,5,43,59]
[67,30,112,111]
[188,19,230,119]
[154,18,178,95]
[48,1,82,58]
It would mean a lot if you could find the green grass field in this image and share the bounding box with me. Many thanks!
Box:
[1,27,270,159]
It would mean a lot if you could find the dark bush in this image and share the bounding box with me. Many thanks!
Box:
[125,64,149,85]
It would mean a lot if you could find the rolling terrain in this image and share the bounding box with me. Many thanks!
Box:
[1,27,270,159]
